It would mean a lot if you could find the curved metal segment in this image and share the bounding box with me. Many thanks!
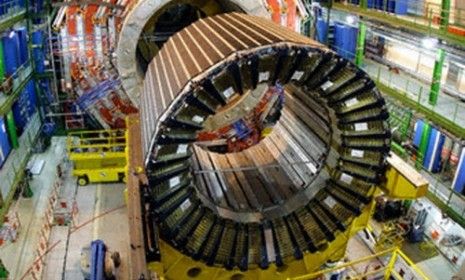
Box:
[141,13,390,270]
[117,0,269,105]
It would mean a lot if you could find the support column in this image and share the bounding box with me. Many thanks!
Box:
[440,0,451,31]
[360,0,368,9]
[429,48,446,106]
[401,111,413,141]
[6,111,19,149]
[325,0,333,46]
[355,21,366,67]
[417,122,431,168]
[0,43,4,86]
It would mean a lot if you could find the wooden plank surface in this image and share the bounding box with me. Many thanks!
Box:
[126,114,150,279]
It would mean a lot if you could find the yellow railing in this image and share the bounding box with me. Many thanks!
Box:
[288,247,429,280]
[66,129,127,153]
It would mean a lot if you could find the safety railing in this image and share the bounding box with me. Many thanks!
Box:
[339,0,465,39]
[0,58,33,90]
[19,173,63,280]
[0,0,26,21]
[66,129,127,155]
[329,40,465,133]
[288,247,429,280]
[382,100,465,229]
[364,59,465,129]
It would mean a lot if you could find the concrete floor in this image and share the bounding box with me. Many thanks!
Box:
[0,137,129,279]
[417,255,458,280]
[0,137,65,279]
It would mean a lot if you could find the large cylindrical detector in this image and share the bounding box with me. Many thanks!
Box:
[140,13,390,270]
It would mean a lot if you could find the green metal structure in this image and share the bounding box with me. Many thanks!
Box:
[417,121,431,168]
[376,82,465,139]
[440,0,451,31]
[355,21,366,67]
[360,0,367,10]
[6,110,19,149]
[332,2,465,46]
[0,259,9,279]
[429,48,446,106]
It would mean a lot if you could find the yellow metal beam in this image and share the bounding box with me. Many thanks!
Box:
[383,153,429,199]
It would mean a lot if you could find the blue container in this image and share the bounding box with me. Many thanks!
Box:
[333,23,345,55]
[395,0,409,14]
[42,122,56,137]
[15,27,28,65]
[316,18,328,44]
[90,240,106,280]
[423,128,445,173]
[0,2,4,16]
[367,0,375,8]
[375,0,385,10]
[40,79,54,103]
[2,30,20,78]
[12,87,31,134]
[387,0,396,13]
[0,116,12,168]
[33,0,45,13]
[32,31,45,73]
[333,23,357,60]
[413,120,424,148]
[26,80,37,116]
[12,101,25,134]
[343,25,358,60]
[452,148,465,194]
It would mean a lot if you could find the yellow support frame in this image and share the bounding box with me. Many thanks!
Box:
[288,247,429,280]
[147,200,377,280]
[383,153,429,199]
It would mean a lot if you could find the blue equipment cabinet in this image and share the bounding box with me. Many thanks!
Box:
[316,17,328,44]
[423,128,445,173]
[452,148,465,194]
[413,119,425,148]
[90,240,105,280]
[32,31,45,73]
[0,116,12,168]
[15,27,29,66]
[333,22,357,60]
[2,30,20,78]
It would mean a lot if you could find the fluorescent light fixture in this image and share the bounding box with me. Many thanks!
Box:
[422,37,438,49]
[346,15,357,25]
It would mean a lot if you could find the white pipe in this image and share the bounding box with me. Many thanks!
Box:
[76,13,86,60]
[451,147,465,191]
[427,130,441,172]
[52,6,68,30]
[60,27,72,89]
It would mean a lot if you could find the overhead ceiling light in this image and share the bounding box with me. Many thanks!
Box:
[346,15,357,25]
[422,37,438,49]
